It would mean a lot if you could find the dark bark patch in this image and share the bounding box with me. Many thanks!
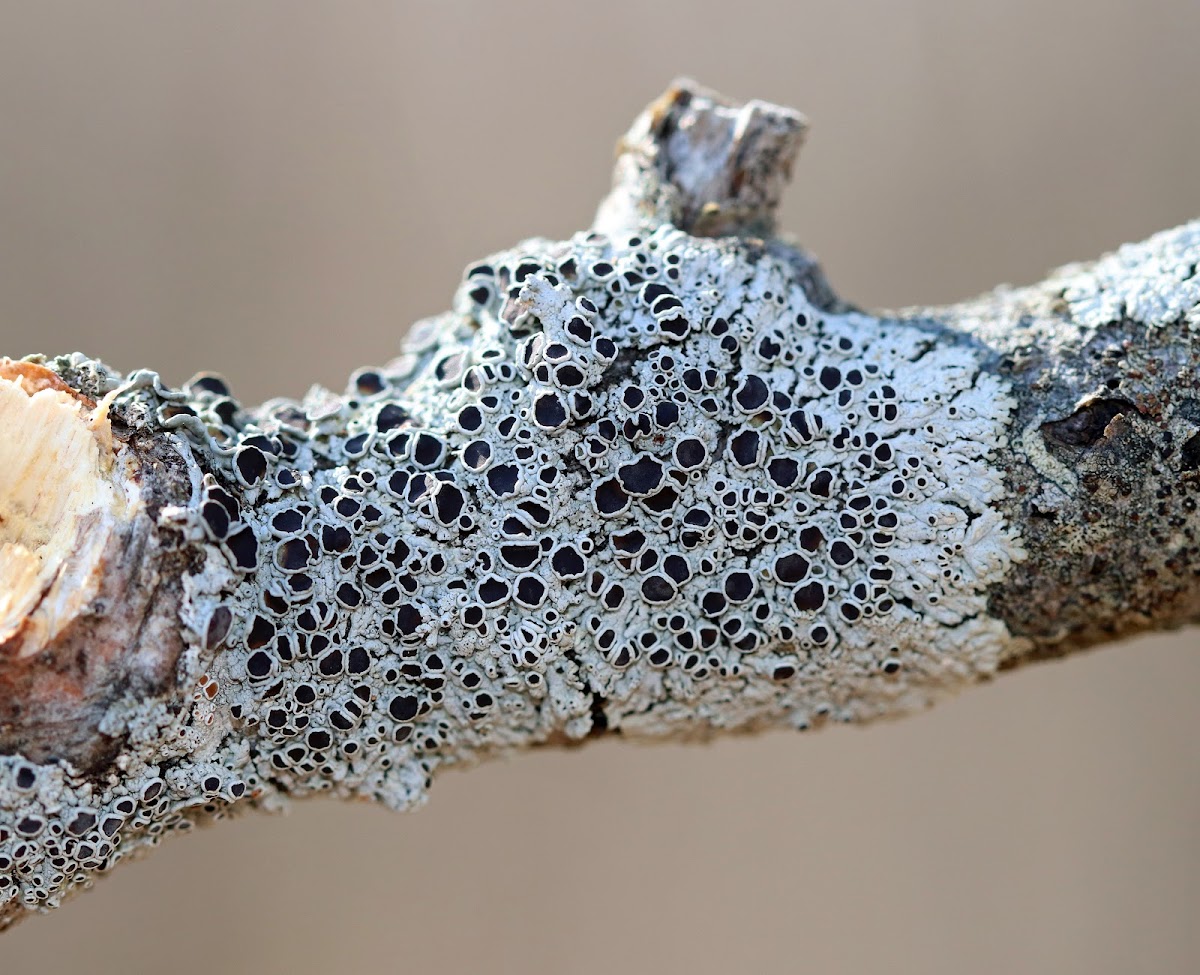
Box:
[1180,432,1200,472]
[1041,398,1137,449]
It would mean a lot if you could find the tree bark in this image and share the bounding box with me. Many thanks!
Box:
[0,79,1196,929]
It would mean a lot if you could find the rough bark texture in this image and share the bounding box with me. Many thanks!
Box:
[940,255,1200,661]
[0,79,1195,929]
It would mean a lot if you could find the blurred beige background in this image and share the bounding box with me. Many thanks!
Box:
[2,2,1199,973]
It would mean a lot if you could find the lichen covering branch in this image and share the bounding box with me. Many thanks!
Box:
[0,80,1196,929]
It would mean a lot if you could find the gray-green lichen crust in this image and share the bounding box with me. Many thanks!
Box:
[0,224,1026,924]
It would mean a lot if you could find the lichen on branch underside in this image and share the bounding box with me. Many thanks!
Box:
[0,81,1196,929]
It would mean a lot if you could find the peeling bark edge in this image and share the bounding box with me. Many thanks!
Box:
[0,80,1196,929]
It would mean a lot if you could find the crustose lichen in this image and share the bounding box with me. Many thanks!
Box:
[1,80,1197,929]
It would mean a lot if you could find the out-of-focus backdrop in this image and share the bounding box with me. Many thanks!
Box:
[2,3,1198,973]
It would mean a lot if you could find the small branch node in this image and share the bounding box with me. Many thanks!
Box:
[594,78,807,238]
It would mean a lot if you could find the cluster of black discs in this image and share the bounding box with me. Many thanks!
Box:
[1,222,1012,921]
[190,224,1005,807]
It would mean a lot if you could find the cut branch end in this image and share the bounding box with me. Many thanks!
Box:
[0,359,133,661]
[595,78,807,238]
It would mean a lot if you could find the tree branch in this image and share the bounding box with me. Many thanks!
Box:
[1,79,1196,928]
